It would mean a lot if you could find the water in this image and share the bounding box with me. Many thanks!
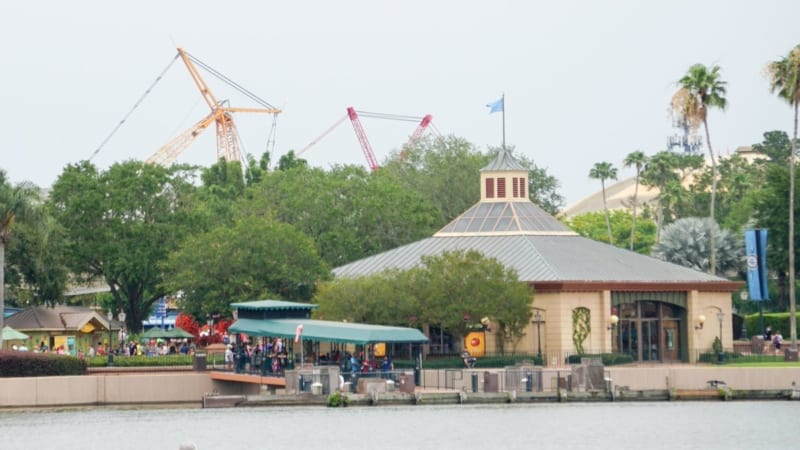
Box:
[0,402,795,450]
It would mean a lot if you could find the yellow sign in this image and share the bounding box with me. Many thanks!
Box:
[373,343,386,357]
[80,323,96,333]
[464,332,486,357]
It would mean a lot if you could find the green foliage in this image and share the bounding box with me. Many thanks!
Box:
[85,355,193,367]
[0,351,87,377]
[393,354,543,369]
[651,217,742,274]
[242,164,439,268]
[565,353,634,366]
[712,336,723,354]
[163,215,330,320]
[743,312,800,338]
[564,210,656,253]
[317,250,533,353]
[5,214,69,306]
[571,307,591,354]
[48,160,201,332]
[326,391,350,407]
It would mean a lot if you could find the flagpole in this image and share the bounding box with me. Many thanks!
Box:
[501,93,506,150]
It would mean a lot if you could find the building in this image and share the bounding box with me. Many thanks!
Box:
[4,305,120,355]
[333,149,741,363]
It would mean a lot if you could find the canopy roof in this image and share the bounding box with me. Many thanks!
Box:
[230,300,317,312]
[229,318,429,345]
[2,326,29,341]
[140,327,194,340]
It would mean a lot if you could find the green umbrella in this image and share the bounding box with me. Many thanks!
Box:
[2,326,29,341]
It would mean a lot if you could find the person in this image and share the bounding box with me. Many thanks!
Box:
[349,353,359,377]
[773,331,784,353]
[462,349,476,368]
[88,346,96,357]
[225,344,234,369]
[765,326,773,342]
[381,355,393,379]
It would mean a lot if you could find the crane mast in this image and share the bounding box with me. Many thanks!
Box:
[146,48,281,166]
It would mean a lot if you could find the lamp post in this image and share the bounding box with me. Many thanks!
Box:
[739,291,748,339]
[608,314,619,352]
[118,311,127,356]
[716,310,725,345]
[532,310,543,361]
[106,310,114,366]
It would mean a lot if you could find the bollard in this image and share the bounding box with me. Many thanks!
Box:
[525,371,533,392]
[471,371,479,393]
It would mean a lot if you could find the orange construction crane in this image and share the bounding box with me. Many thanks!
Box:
[145,48,281,166]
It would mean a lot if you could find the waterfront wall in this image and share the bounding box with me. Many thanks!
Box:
[0,373,223,408]
[607,366,800,391]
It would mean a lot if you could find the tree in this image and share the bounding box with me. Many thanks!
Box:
[623,150,648,251]
[671,64,728,275]
[565,210,656,254]
[163,215,330,320]
[49,160,199,333]
[0,171,40,346]
[316,250,533,354]
[651,217,742,275]
[243,164,439,267]
[641,151,680,241]
[766,44,800,352]
[5,214,69,306]
[589,162,618,244]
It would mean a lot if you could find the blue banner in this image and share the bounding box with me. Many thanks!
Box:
[744,229,769,301]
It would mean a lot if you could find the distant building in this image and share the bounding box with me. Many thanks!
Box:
[5,305,119,355]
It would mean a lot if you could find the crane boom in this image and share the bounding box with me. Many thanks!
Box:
[347,107,379,171]
[146,48,282,166]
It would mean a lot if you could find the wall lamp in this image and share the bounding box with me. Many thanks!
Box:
[607,314,619,330]
[695,314,706,330]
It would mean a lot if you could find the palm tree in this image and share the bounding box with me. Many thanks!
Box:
[0,171,39,346]
[766,44,800,353]
[623,150,648,251]
[589,162,618,244]
[640,151,679,242]
[671,64,727,275]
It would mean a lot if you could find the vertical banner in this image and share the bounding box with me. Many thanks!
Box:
[744,229,769,301]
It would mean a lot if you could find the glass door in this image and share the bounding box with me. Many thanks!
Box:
[641,320,659,361]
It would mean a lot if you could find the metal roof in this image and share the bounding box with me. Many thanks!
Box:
[228,318,429,345]
[333,234,728,284]
[230,300,318,312]
[5,306,116,332]
[481,148,528,172]
[436,201,576,236]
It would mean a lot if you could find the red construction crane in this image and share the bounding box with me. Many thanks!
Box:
[297,107,435,171]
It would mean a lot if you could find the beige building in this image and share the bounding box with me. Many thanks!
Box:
[334,149,741,363]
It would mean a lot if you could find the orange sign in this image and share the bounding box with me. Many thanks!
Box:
[464,331,485,357]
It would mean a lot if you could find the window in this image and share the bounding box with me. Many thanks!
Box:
[512,177,519,197]
[519,177,526,198]
[497,178,506,198]
[485,178,494,198]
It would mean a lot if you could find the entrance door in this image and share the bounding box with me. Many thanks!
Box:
[662,320,679,361]
[640,320,658,361]
[619,320,638,360]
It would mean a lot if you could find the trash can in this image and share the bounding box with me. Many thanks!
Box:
[193,352,207,371]
[484,372,499,392]
[525,371,533,392]
[471,372,479,393]
[311,382,323,395]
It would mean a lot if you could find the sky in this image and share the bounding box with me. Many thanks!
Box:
[2,1,799,207]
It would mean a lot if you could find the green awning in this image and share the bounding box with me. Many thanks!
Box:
[140,327,194,339]
[2,326,28,341]
[228,318,429,345]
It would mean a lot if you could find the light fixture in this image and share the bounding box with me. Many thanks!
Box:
[607,314,619,330]
[106,310,115,366]
[695,314,706,330]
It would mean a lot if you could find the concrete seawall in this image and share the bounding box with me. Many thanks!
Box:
[1,366,799,408]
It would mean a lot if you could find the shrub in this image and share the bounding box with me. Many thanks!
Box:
[0,351,87,377]
[566,353,634,366]
[327,391,349,407]
[86,354,194,367]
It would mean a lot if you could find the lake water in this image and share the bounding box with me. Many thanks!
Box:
[0,401,794,450]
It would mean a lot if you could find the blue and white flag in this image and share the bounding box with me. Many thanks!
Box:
[744,228,769,301]
[486,97,504,114]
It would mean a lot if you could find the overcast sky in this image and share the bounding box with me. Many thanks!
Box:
[3,1,799,206]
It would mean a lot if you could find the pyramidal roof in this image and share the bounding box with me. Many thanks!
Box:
[333,149,737,289]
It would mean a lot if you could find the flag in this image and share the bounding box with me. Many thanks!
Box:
[294,324,304,343]
[744,228,769,301]
[486,97,504,114]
